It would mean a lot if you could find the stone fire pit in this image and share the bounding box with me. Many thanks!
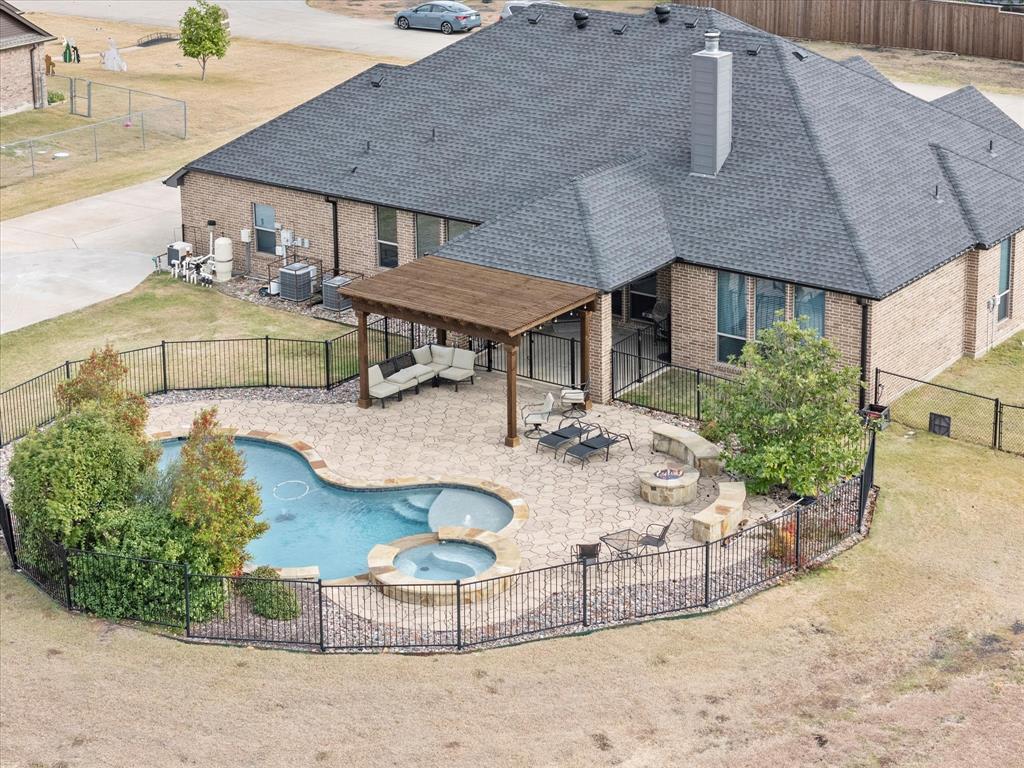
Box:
[638,462,700,505]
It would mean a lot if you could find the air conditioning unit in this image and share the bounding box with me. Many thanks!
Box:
[167,241,192,266]
[322,274,353,311]
[278,262,314,302]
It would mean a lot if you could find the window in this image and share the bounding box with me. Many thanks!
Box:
[415,214,442,259]
[446,219,474,240]
[377,206,399,268]
[998,237,1012,322]
[794,285,825,336]
[629,273,659,321]
[755,279,786,335]
[717,271,747,363]
[253,204,276,254]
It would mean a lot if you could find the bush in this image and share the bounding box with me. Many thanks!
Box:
[47,90,64,104]
[704,319,864,496]
[170,408,266,575]
[237,566,300,620]
[9,406,153,557]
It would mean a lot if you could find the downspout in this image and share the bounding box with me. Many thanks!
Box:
[30,45,39,109]
[857,297,870,410]
[327,197,340,274]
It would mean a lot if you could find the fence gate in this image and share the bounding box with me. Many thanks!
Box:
[70,78,91,117]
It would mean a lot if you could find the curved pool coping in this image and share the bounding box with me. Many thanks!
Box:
[368,527,522,605]
[148,427,529,583]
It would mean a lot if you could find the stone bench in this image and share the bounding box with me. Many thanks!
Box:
[651,424,723,475]
[691,481,747,543]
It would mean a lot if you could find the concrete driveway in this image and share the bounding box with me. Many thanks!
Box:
[16,0,458,59]
[0,180,180,333]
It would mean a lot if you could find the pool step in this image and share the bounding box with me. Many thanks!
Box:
[389,497,431,524]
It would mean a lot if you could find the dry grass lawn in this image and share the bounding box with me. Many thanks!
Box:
[0,13,407,219]
[0,275,347,389]
[1,425,1022,766]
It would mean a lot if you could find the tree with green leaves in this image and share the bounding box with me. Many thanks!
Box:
[178,0,230,81]
[170,407,265,574]
[704,318,864,497]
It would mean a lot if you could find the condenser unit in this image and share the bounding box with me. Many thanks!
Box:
[322,274,353,311]
[278,262,314,302]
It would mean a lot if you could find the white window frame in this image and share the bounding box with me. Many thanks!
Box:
[253,203,276,255]
[376,206,399,268]
[997,237,1012,323]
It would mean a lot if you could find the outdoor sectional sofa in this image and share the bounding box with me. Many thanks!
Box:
[367,345,477,406]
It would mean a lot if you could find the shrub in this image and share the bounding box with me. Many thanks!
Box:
[170,408,265,575]
[237,566,300,620]
[704,319,864,496]
[9,406,153,556]
[767,518,797,565]
[47,90,64,104]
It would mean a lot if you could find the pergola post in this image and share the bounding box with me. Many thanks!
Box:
[356,310,371,409]
[580,304,592,410]
[505,342,520,447]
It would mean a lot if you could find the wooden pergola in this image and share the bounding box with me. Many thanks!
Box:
[340,256,599,447]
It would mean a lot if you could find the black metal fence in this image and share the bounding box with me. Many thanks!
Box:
[0,436,876,653]
[471,331,581,387]
[875,369,1023,455]
[611,349,729,421]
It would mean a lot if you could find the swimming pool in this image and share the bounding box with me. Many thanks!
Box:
[157,438,514,580]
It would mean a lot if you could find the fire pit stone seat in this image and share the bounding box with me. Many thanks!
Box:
[638,463,700,506]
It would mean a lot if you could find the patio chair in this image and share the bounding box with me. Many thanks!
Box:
[572,542,601,566]
[438,348,477,391]
[368,365,401,408]
[559,381,589,418]
[535,416,589,454]
[386,351,435,392]
[642,298,670,341]
[521,392,556,438]
[563,424,634,466]
[600,519,673,558]
[380,356,419,397]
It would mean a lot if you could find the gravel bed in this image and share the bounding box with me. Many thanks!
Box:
[215,277,356,326]
[145,383,359,408]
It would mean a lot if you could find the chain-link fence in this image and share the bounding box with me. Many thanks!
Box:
[1,77,186,187]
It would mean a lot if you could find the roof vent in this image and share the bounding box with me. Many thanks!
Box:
[933,183,941,201]
[613,22,627,35]
[370,72,385,88]
[527,10,542,24]
[573,9,589,28]
[746,44,761,56]
[684,17,697,29]
[655,5,671,24]
[350,166,358,174]
[792,50,808,61]
[365,140,371,153]
[988,138,995,155]
[432,127,438,141]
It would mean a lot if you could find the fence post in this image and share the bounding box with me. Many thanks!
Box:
[29,140,36,177]
[569,338,577,387]
[0,493,17,570]
[456,580,463,650]
[873,367,880,405]
[383,317,390,359]
[61,546,73,610]
[696,369,703,421]
[486,340,493,372]
[323,340,331,389]
[264,336,270,387]
[794,505,803,570]
[86,79,92,118]
[183,563,191,636]
[317,579,325,652]
[92,124,99,161]
[64,360,71,380]
[993,398,1001,450]
[703,541,711,607]
[183,101,188,139]
[581,559,589,627]
[528,333,535,380]
[161,341,169,393]
[140,111,146,150]
[634,332,642,385]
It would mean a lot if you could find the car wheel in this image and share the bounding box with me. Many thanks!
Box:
[397,16,410,30]
[440,21,453,34]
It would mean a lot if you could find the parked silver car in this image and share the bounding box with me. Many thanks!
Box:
[498,1,565,21]
[395,2,482,34]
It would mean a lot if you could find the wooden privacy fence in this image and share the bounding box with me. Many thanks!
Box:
[697,0,1024,62]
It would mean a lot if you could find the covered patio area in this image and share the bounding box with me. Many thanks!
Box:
[340,257,600,447]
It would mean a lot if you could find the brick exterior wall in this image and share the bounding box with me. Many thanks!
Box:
[964,234,1023,357]
[589,293,613,403]
[0,45,43,116]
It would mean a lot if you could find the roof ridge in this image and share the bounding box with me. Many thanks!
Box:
[770,34,879,298]
[930,144,982,242]
[929,86,1024,147]
[933,141,1024,184]
[571,176,610,290]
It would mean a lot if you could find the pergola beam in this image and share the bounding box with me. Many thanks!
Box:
[349,297,516,346]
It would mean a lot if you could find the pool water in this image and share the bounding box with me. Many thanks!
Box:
[394,541,497,581]
[158,438,513,580]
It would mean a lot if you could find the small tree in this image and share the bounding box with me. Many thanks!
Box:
[178,0,230,81]
[704,319,864,496]
[170,408,265,574]
[56,346,150,448]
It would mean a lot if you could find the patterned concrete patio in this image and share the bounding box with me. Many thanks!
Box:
[146,373,779,571]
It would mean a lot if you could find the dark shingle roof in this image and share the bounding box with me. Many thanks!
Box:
[931,85,1024,145]
[169,4,1024,299]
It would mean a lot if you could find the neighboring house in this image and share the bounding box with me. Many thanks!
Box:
[167,4,1024,405]
[0,1,55,116]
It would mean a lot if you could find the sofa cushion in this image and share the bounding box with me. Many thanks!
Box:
[412,346,432,365]
[369,381,400,398]
[430,345,454,367]
[368,365,385,386]
[388,367,419,385]
[439,367,474,382]
[451,348,476,371]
